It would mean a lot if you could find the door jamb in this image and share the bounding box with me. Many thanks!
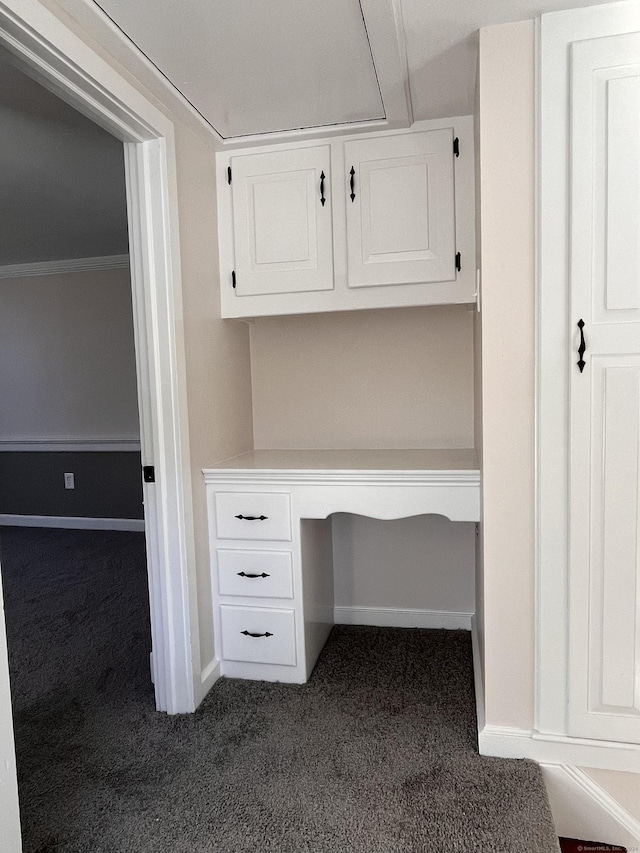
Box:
[0,0,199,716]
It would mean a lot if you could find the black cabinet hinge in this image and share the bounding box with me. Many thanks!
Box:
[227,166,232,185]
[453,137,460,158]
[143,465,155,483]
[232,270,236,289]
[455,252,461,272]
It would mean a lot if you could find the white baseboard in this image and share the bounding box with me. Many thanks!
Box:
[541,764,640,848]
[333,606,473,630]
[197,658,221,706]
[479,724,640,773]
[0,514,144,532]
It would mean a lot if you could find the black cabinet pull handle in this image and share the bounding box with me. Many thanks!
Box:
[320,171,326,207]
[237,572,270,579]
[241,630,273,638]
[235,514,268,521]
[577,319,586,373]
[349,166,356,202]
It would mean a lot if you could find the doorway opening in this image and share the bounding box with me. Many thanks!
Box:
[0,6,197,716]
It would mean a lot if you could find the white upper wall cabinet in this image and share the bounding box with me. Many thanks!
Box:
[230,146,334,297]
[345,129,456,288]
[217,117,475,318]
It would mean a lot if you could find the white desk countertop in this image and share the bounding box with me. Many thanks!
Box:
[204,448,479,473]
[203,450,480,522]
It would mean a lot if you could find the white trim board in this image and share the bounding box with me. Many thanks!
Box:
[480,725,640,773]
[541,764,640,849]
[334,606,473,631]
[0,440,141,452]
[200,658,221,694]
[0,253,129,279]
[0,514,144,532]
[0,2,205,848]
[0,0,200,720]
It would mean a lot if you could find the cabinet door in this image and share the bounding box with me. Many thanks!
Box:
[568,32,640,744]
[230,146,333,297]
[344,129,456,288]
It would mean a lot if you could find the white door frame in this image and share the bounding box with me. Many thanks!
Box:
[536,0,640,741]
[0,0,200,725]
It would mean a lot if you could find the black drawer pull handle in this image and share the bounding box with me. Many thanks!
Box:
[241,630,273,638]
[577,319,586,373]
[320,170,326,206]
[235,514,268,521]
[349,166,356,202]
[237,572,270,579]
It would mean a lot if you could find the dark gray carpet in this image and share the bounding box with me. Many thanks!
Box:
[1,526,559,853]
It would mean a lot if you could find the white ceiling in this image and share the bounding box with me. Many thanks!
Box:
[95,0,385,138]
[401,0,622,119]
[92,0,623,136]
[1,0,626,264]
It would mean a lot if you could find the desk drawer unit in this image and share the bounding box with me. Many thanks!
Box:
[217,549,294,599]
[214,492,291,540]
[220,605,297,666]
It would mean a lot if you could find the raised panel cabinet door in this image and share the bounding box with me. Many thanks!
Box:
[568,32,640,744]
[344,129,456,288]
[230,146,334,297]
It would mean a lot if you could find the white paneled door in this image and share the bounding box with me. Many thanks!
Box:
[568,31,640,744]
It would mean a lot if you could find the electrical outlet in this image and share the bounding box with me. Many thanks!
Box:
[64,472,75,490]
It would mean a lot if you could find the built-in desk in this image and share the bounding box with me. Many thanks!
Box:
[203,449,480,683]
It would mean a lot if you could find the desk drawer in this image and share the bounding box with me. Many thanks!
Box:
[220,605,296,666]
[217,549,294,599]
[214,492,291,540]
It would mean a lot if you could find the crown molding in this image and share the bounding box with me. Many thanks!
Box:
[0,253,130,279]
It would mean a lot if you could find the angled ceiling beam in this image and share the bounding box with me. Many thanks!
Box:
[360,0,413,129]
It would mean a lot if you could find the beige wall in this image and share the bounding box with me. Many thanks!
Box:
[172,122,254,669]
[251,304,476,616]
[581,768,640,822]
[473,54,485,695]
[478,19,536,729]
[0,267,139,441]
[250,305,474,450]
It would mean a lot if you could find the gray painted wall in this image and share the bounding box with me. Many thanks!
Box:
[0,452,142,519]
[0,268,141,520]
[0,268,139,443]
[0,47,128,266]
[0,54,140,522]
